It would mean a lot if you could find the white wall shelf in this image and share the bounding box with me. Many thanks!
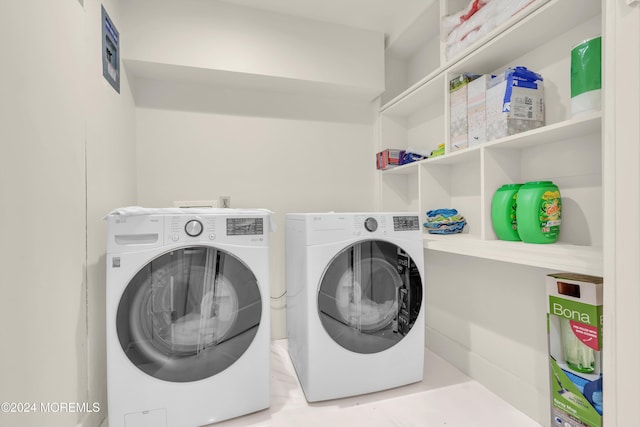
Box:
[483,111,602,150]
[380,0,601,112]
[382,162,420,175]
[381,72,445,117]
[379,0,603,275]
[378,2,604,421]
[446,0,600,75]
[124,59,383,104]
[381,111,601,172]
[382,111,603,273]
[424,234,603,276]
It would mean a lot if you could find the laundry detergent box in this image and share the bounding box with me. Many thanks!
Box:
[467,74,493,147]
[486,66,545,141]
[546,273,603,427]
[449,73,480,152]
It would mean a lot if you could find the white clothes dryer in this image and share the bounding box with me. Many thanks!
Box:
[285,212,424,402]
[106,208,271,427]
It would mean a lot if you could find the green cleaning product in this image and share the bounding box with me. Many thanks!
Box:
[516,181,561,244]
[547,273,603,427]
[571,36,602,116]
[491,184,522,241]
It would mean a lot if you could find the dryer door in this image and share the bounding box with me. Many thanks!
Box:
[116,246,262,382]
[317,240,422,354]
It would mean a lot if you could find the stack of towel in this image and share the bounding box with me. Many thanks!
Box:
[442,0,537,60]
[424,209,467,234]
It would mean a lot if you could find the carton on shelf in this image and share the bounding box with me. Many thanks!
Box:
[376,149,403,170]
[486,67,545,141]
[467,75,493,147]
[546,273,603,427]
[449,73,480,152]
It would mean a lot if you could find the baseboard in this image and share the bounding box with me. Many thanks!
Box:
[426,327,550,426]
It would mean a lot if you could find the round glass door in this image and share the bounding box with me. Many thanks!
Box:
[116,246,262,382]
[317,240,422,354]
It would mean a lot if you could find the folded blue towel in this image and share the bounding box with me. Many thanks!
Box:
[424,208,466,234]
[423,221,466,234]
[426,208,461,220]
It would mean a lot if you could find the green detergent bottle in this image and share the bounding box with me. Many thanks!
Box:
[491,184,522,241]
[516,181,561,244]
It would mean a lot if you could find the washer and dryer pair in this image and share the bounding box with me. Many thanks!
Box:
[106,210,425,427]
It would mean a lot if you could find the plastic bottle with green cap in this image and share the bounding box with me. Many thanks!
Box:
[516,181,561,244]
[571,36,602,116]
[491,184,522,241]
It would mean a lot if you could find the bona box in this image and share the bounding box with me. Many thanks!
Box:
[546,273,603,427]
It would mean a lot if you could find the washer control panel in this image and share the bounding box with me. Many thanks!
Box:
[166,215,266,244]
[169,216,218,242]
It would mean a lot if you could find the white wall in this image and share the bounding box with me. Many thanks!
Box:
[119,0,384,99]
[425,251,553,425]
[0,1,136,426]
[84,0,137,426]
[603,1,640,425]
[0,1,85,427]
[135,97,377,338]
[1,0,375,424]
[125,0,384,340]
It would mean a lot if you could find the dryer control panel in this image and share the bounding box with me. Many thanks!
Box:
[360,215,419,232]
[289,212,421,246]
[352,214,421,241]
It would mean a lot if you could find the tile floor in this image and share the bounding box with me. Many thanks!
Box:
[209,339,540,427]
[103,339,542,427]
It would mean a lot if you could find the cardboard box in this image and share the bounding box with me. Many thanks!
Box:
[467,75,492,147]
[547,273,603,427]
[450,83,468,151]
[449,73,479,152]
[376,149,403,170]
[486,68,545,141]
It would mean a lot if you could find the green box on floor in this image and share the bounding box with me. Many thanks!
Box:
[546,273,603,427]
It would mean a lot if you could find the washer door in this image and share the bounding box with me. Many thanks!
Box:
[116,246,262,382]
[317,240,422,354]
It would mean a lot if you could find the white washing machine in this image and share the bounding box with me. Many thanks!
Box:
[285,212,425,402]
[106,208,272,427]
